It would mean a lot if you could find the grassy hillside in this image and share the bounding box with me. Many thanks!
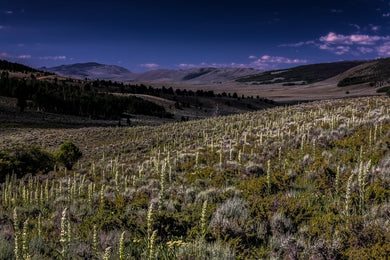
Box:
[0,96,389,259]
[236,61,366,84]
[337,58,390,87]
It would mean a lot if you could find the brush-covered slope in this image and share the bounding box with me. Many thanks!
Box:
[236,60,367,84]
[337,57,390,87]
[131,67,260,83]
[1,96,390,259]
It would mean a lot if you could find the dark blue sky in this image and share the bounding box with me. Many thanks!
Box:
[2,0,390,72]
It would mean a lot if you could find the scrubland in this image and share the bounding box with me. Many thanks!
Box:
[1,96,390,259]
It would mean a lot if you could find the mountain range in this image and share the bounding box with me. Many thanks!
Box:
[42,59,387,87]
[42,63,261,84]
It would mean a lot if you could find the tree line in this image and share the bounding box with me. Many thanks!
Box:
[0,73,172,119]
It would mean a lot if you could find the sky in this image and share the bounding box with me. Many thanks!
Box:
[2,0,390,72]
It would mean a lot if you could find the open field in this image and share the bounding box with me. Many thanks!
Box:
[139,78,381,102]
[1,96,390,258]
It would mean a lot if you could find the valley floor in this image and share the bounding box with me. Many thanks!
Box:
[143,78,382,102]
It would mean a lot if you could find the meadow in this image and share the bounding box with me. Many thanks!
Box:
[0,95,390,259]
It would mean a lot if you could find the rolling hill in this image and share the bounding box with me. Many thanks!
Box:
[335,58,390,87]
[42,62,133,80]
[43,63,261,83]
[235,60,368,85]
[43,59,390,89]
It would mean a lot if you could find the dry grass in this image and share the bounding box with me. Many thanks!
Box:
[138,77,382,102]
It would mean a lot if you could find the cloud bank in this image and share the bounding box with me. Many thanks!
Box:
[177,55,307,70]
[282,31,390,56]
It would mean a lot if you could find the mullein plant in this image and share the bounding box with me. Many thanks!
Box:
[38,214,42,238]
[103,247,111,260]
[335,166,340,196]
[147,203,154,246]
[267,159,271,194]
[14,208,21,260]
[60,208,69,256]
[22,218,30,259]
[195,151,199,172]
[200,200,208,239]
[345,174,354,217]
[92,224,98,257]
[149,230,157,260]
[358,160,371,214]
[100,185,105,209]
[119,231,125,260]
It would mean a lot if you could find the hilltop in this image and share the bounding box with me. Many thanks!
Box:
[42,62,133,81]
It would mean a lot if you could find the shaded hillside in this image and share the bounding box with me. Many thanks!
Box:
[337,58,390,87]
[236,60,367,84]
[0,59,43,73]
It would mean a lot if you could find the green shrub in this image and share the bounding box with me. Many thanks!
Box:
[0,238,14,260]
[376,85,390,93]
[0,145,55,181]
[55,141,82,170]
[337,76,374,87]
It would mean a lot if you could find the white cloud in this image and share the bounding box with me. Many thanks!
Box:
[370,24,380,31]
[39,56,67,60]
[249,55,307,70]
[140,63,159,69]
[330,9,343,13]
[178,62,247,69]
[178,63,197,68]
[258,55,307,64]
[320,32,389,45]
[5,11,13,14]
[313,32,390,55]
[320,32,344,43]
[383,13,390,17]
[334,46,350,55]
[282,29,390,56]
[282,31,390,56]
[228,62,247,68]
[318,44,350,55]
[377,42,390,55]
[18,54,31,59]
[176,55,307,71]
[357,47,374,54]
[0,53,69,61]
[279,40,315,47]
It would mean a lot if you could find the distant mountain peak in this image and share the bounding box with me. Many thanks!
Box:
[43,62,132,80]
